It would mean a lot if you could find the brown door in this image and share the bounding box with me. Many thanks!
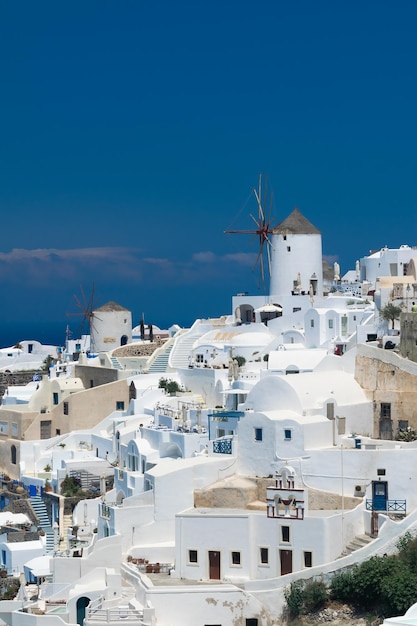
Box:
[209,550,220,580]
[280,549,292,575]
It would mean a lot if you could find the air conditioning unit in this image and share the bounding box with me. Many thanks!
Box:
[354,484,366,497]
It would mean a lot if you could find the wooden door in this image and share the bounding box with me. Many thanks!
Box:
[280,549,292,575]
[209,550,220,580]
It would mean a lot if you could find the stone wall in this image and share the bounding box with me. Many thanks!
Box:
[0,371,37,400]
[355,343,417,438]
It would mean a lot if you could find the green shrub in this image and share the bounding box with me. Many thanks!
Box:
[302,580,328,612]
[330,568,358,603]
[284,580,305,618]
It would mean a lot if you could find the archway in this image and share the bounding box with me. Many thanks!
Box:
[76,596,90,626]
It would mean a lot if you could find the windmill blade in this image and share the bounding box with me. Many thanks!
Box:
[66,283,99,338]
[253,189,265,222]
[224,173,276,290]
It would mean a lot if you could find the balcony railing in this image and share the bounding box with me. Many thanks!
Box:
[86,596,145,623]
[366,499,406,514]
[213,438,232,454]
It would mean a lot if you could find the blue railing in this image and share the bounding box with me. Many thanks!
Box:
[213,438,232,454]
[366,500,406,514]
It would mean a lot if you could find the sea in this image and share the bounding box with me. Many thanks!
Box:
[0,321,72,350]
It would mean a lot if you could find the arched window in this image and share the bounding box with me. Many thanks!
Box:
[10,445,16,465]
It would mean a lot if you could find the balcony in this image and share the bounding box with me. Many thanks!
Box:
[366,499,406,515]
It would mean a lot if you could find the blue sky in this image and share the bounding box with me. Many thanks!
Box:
[1,1,417,345]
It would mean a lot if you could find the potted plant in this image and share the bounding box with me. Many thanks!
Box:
[44,464,52,473]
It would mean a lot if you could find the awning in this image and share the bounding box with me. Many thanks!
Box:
[254,304,282,313]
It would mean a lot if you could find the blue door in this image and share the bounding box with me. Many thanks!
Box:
[372,481,388,511]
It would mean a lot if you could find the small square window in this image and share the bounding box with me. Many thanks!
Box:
[188,549,198,563]
[377,468,386,476]
[254,428,263,442]
[304,551,312,567]
[260,547,269,564]
[116,401,125,411]
[281,526,290,542]
[231,551,241,565]
[284,429,292,440]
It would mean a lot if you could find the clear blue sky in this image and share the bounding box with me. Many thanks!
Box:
[1,1,417,345]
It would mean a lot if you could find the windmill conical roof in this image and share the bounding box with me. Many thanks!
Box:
[95,301,130,312]
[272,207,321,235]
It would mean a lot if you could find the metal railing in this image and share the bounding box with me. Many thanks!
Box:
[366,499,406,514]
[213,438,233,454]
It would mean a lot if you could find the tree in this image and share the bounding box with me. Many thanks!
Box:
[381,303,402,329]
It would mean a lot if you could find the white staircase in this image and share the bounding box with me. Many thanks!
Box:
[147,343,173,373]
[110,356,123,370]
[169,331,203,368]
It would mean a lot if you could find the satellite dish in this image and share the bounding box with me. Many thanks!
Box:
[107,452,117,466]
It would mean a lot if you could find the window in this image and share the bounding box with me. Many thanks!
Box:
[217,429,225,438]
[254,428,263,442]
[281,526,290,542]
[304,551,312,567]
[90,380,94,388]
[260,547,269,564]
[293,307,301,313]
[328,319,334,329]
[284,429,292,440]
[10,445,16,465]
[380,403,391,418]
[377,468,386,476]
[116,401,125,410]
[11,423,17,437]
[0,422,8,434]
[40,420,52,439]
[287,246,291,252]
[310,319,314,327]
[398,420,409,431]
[53,392,59,405]
[231,551,241,565]
[63,402,69,416]
[56,429,61,436]
[337,417,346,435]
[188,549,198,563]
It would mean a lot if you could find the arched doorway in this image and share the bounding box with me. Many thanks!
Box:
[76,596,90,626]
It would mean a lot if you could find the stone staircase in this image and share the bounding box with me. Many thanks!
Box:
[30,495,55,553]
[59,513,73,551]
[341,534,374,557]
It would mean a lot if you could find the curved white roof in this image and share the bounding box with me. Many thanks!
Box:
[246,369,368,413]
